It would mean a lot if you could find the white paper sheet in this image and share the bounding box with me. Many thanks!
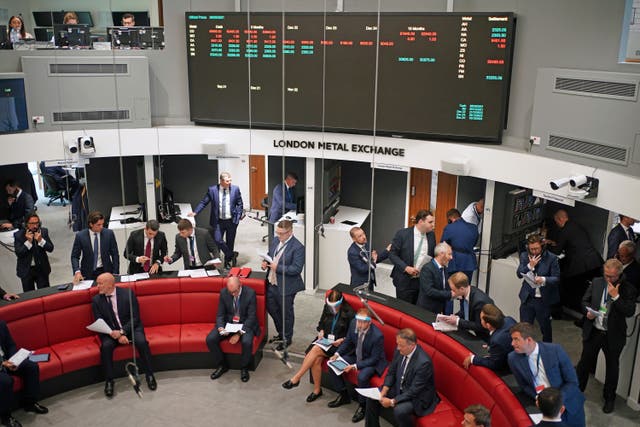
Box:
[72,280,93,290]
[86,318,114,334]
[177,270,191,277]
[205,258,222,266]
[355,387,381,400]
[257,249,273,263]
[207,269,221,277]
[224,323,244,334]
[432,321,458,332]
[586,307,604,317]
[8,348,33,367]
[523,271,541,288]
[189,269,208,278]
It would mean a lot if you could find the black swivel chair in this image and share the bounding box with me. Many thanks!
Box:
[41,173,67,206]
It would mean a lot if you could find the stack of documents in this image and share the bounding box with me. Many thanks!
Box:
[432,314,458,332]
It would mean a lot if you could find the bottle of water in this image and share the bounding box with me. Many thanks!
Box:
[10,28,20,43]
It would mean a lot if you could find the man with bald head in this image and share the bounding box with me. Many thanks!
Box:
[91,273,156,398]
[206,276,259,382]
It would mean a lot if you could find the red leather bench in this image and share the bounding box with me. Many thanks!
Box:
[327,292,531,427]
[0,276,267,398]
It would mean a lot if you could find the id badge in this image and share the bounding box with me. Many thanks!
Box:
[599,305,607,315]
[232,315,240,323]
[328,334,335,341]
[535,385,545,394]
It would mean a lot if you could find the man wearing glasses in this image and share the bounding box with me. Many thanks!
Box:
[13,213,54,292]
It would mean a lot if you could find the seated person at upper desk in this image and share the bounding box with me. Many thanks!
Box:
[0,287,19,301]
[268,172,298,224]
[71,211,119,282]
[8,16,33,42]
[364,328,439,427]
[14,213,54,293]
[1,180,35,230]
[439,272,494,339]
[462,304,516,373]
[206,276,259,383]
[327,308,387,423]
[63,12,78,25]
[347,227,389,292]
[164,218,220,269]
[124,220,167,275]
[121,13,136,27]
[1,320,49,427]
[417,242,454,314]
[91,273,156,398]
[282,290,355,402]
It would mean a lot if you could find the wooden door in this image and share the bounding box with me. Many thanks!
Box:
[249,155,266,210]
[434,171,458,241]
[407,168,432,226]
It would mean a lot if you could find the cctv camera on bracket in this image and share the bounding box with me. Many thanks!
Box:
[78,136,95,155]
[567,175,598,200]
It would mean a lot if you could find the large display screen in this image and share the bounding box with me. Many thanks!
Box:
[0,78,29,133]
[186,12,516,143]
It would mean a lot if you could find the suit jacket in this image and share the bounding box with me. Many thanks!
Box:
[533,421,569,427]
[71,228,119,277]
[316,302,355,339]
[170,227,220,267]
[216,286,260,336]
[472,316,516,372]
[194,184,244,228]
[8,191,35,228]
[622,259,640,292]
[267,236,305,295]
[14,227,54,278]
[124,229,168,274]
[517,250,561,306]
[348,242,388,287]
[607,223,635,260]
[0,320,18,359]
[383,345,439,417]
[268,182,297,223]
[336,320,387,375]
[417,260,451,313]
[581,276,637,346]
[441,219,478,272]
[457,286,494,339]
[91,287,145,337]
[508,342,585,427]
[389,227,436,289]
[548,220,602,277]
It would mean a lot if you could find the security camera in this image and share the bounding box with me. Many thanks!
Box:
[569,175,588,187]
[549,177,570,190]
[78,136,95,155]
[67,139,79,154]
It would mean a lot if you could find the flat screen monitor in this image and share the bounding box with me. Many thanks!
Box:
[112,11,151,27]
[54,24,91,48]
[0,25,9,49]
[34,27,53,42]
[108,27,140,49]
[0,77,29,133]
[138,27,165,49]
[33,11,94,27]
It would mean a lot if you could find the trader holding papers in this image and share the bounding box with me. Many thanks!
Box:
[206,276,259,383]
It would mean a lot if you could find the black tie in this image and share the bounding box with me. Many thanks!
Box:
[105,295,119,329]
[397,356,408,392]
[628,228,634,241]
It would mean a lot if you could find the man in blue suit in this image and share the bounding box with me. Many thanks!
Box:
[389,210,436,304]
[268,172,298,224]
[463,304,515,372]
[606,215,635,259]
[71,211,119,281]
[261,219,305,350]
[517,234,561,342]
[508,322,585,427]
[327,308,388,422]
[440,272,494,340]
[417,242,454,314]
[347,227,389,292]
[190,172,244,268]
[441,208,478,282]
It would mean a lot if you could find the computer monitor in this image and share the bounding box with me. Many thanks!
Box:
[53,24,91,48]
[33,11,94,27]
[0,75,29,133]
[34,27,53,42]
[112,11,151,27]
[107,27,140,49]
[0,25,9,49]
[138,27,165,49]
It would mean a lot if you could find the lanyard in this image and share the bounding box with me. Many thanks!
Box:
[330,312,339,334]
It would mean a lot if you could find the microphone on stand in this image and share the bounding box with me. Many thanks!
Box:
[126,362,143,398]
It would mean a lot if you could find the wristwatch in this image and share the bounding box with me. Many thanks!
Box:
[391,399,396,407]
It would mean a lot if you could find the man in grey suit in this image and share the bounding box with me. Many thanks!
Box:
[164,219,220,269]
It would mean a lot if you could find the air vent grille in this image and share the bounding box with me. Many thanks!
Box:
[49,63,128,75]
[548,135,628,165]
[52,110,130,123]
[554,77,637,100]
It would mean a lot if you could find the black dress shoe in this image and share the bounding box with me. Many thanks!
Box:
[240,369,250,382]
[104,380,114,398]
[275,340,291,351]
[282,379,299,389]
[306,390,323,402]
[146,375,157,391]
[1,416,22,427]
[603,400,615,413]
[210,365,229,380]
[268,335,283,344]
[352,405,365,422]
[23,402,48,414]
[327,391,350,408]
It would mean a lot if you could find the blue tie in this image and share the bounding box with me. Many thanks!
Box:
[92,232,99,271]
[461,298,469,320]
[189,236,196,267]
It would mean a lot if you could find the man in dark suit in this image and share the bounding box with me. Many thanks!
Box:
[1,320,48,427]
[606,215,636,259]
[189,172,244,268]
[534,387,569,426]
[364,328,439,427]
[389,209,436,304]
[575,259,638,413]
[547,209,603,314]
[347,227,389,292]
[440,272,494,339]
[13,213,54,292]
[207,276,259,383]
[1,179,35,230]
[124,220,168,275]
[327,309,388,423]
[517,234,561,342]
[268,172,298,224]
[261,219,305,350]
[441,208,478,282]
[463,304,516,372]
[91,273,156,398]
[71,211,119,282]
[463,404,491,427]
[508,322,585,427]
[616,240,640,292]
[417,242,454,314]
[165,219,220,269]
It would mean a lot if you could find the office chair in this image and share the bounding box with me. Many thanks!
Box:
[42,173,67,206]
[261,196,269,242]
